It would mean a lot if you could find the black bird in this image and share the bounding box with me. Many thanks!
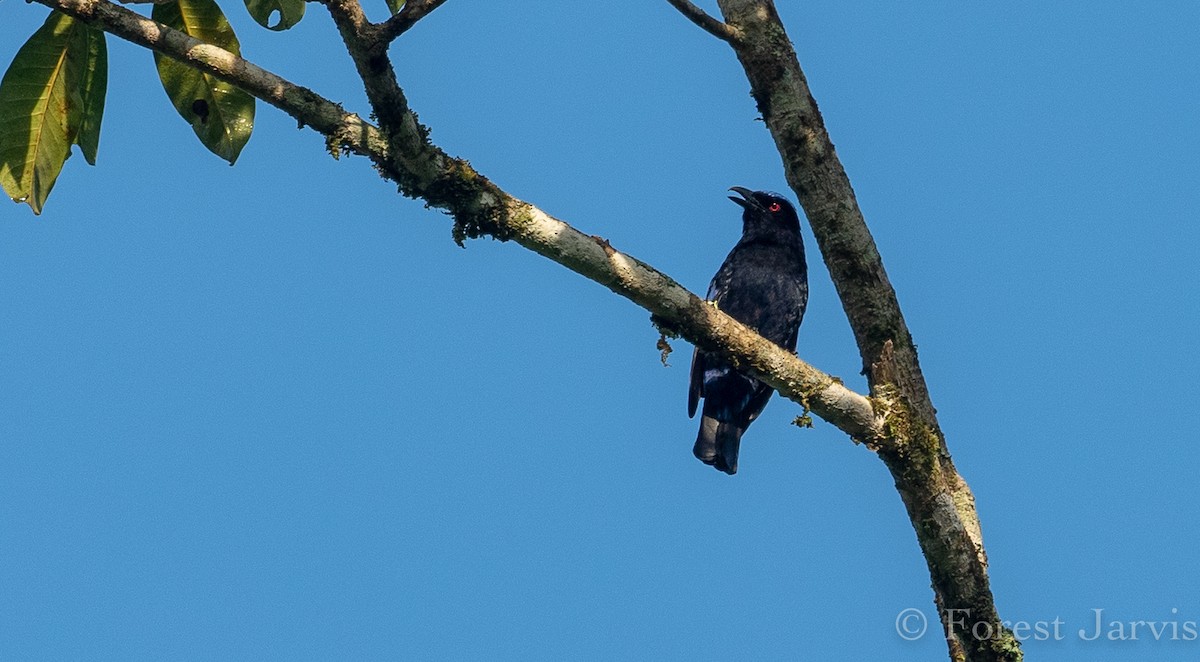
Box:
[688,187,808,474]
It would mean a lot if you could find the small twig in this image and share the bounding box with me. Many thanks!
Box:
[664,0,739,42]
[378,0,449,44]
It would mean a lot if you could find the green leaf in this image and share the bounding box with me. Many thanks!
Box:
[152,0,255,164]
[244,0,305,31]
[386,0,404,16]
[0,12,108,214]
[73,24,107,166]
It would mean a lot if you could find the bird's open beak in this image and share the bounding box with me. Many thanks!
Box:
[728,186,758,211]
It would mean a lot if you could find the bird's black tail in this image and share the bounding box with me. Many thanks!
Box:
[693,415,743,475]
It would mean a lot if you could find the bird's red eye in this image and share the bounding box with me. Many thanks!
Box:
[768,202,782,213]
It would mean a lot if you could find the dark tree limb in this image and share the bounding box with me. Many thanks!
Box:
[664,0,738,42]
[709,1,1020,660]
[377,0,449,44]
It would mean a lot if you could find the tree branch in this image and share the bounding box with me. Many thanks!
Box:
[32,0,883,446]
[378,0,449,44]
[664,0,738,42]
[24,1,1016,657]
[713,1,1018,660]
[317,0,433,178]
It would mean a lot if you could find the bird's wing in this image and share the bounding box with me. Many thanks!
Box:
[706,264,732,303]
[689,267,731,418]
[687,346,704,418]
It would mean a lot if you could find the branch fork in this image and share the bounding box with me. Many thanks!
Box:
[18,0,1018,658]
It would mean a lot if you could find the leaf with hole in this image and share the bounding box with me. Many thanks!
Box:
[153,0,255,164]
[244,0,305,31]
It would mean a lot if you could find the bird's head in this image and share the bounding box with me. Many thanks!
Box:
[728,186,801,237]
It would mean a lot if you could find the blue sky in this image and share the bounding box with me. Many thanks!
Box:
[3,1,1199,659]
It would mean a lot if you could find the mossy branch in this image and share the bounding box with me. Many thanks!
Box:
[30,0,883,445]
